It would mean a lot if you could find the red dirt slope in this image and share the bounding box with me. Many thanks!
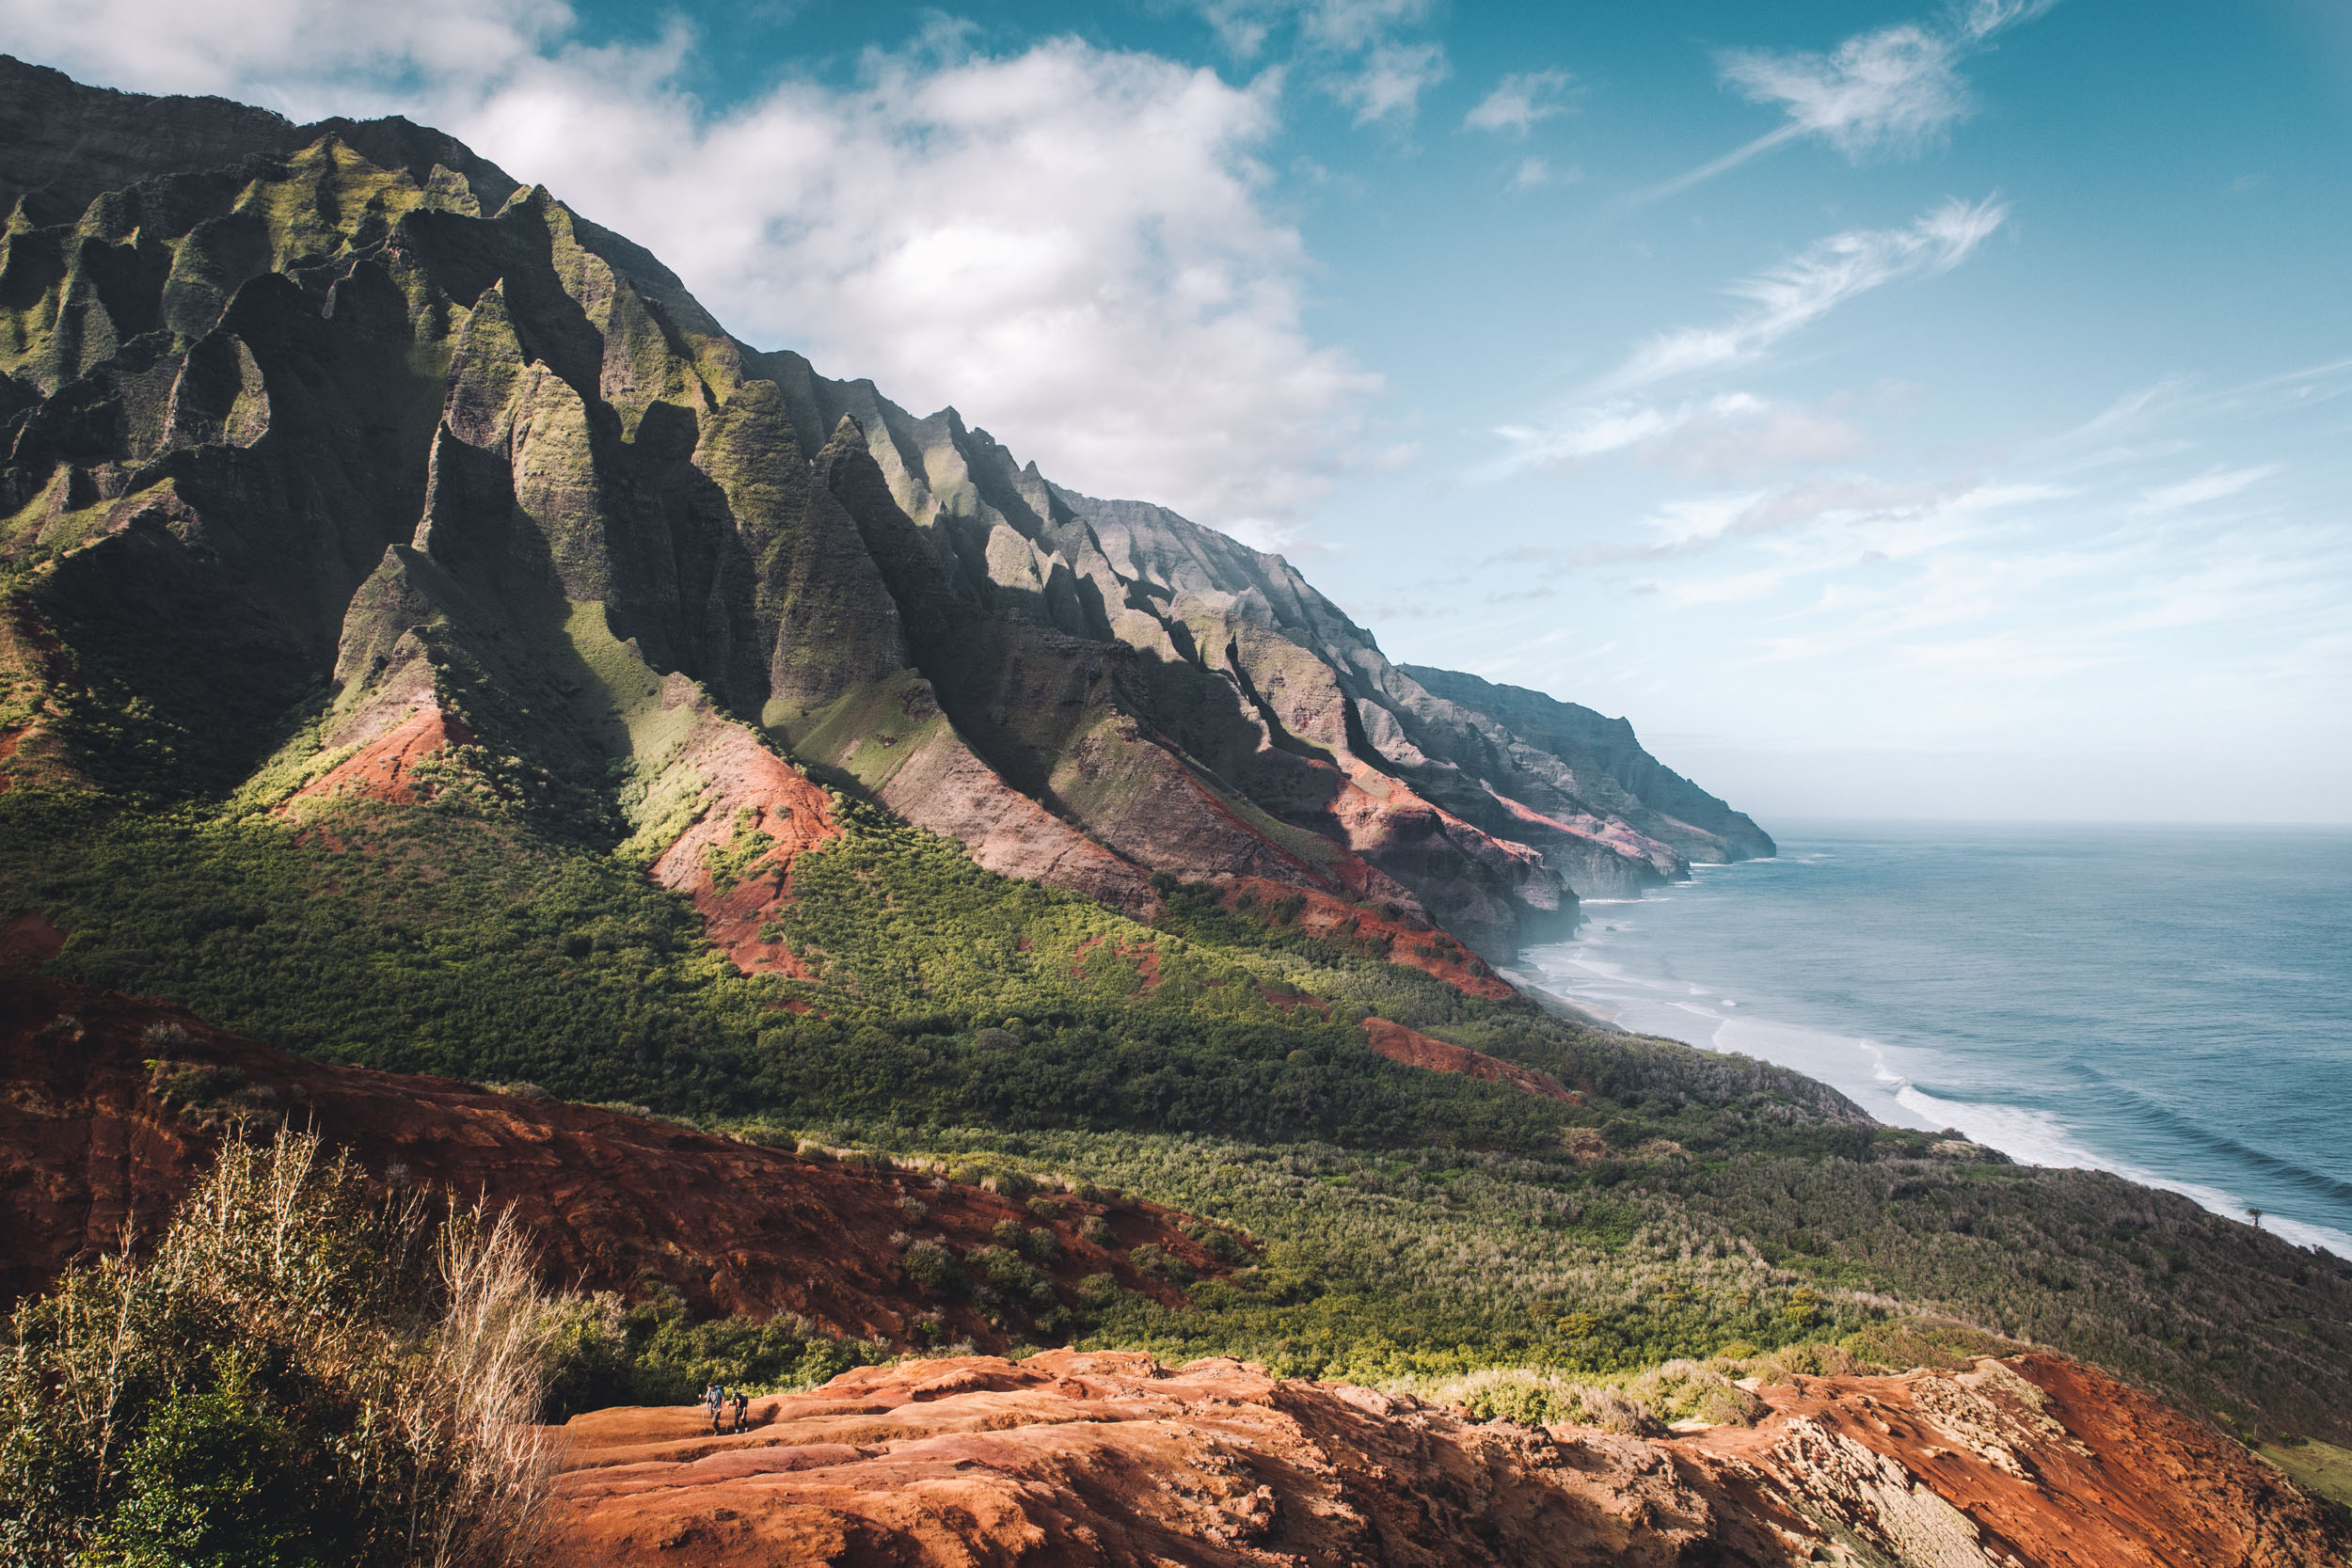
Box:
[1361,1016,1581,1102]
[1219,876,1516,1000]
[641,676,841,976]
[0,973,1226,1343]
[287,700,474,806]
[539,1350,2347,1567]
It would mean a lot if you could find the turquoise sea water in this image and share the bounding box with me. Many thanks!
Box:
[1521,821,2352,1259]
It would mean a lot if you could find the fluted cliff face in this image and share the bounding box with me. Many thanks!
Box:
[0,55,1768,964]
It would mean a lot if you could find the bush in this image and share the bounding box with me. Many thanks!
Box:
[1408,1369,1668,1438]
[969,1247,1057,1307]
[1185,1222,1248,1264]
[901,1240,964,1294]
[0,1125,555,1568]
[1626,1360,1767,1428]
[1128,1244,1194,1286]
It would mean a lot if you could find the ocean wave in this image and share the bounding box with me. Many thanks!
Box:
[2066,1070,2352,1210]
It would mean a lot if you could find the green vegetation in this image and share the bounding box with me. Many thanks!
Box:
[538,1290,885,1420]
[767,1123,2352,1441]
[5,782,2350,1445]
[0,1127,553,1568]
[2259,1438,2352,1513]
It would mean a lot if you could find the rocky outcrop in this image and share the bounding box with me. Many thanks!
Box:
[0,972,1229,1344]
[0,58,1771,971]
[537,1350,2347,1566]
[1404,664,1777,863]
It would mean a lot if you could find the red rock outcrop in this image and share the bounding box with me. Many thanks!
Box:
[1219,877,1517,1000]
[539,1350,2348,1567]
[0,973,1225,1341]
[1361,1016,1580,1103]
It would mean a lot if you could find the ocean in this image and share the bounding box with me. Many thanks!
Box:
[1520,820,2352,1259]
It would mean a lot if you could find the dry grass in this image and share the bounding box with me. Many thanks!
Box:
[0,1124,560,1567]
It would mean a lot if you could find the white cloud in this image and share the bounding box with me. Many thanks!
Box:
[1652,400,1868,475]
[1959,0,2060,42]
[1641,3,2051,199]
[1464,69,1574,136]
[2134,464,2280,513]
[1497,392,1865,476]
[1182,0,1446,127]
[1327,40,1448,126]
[1609,197,2008,389]
[1730,476,1961,534]
[0,8,1382,527]
[1296,0,1433,53]
[1720,25,1967,161]
[0,0,565,103]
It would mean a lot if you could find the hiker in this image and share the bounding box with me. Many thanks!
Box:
[706,1383,723,1433]
[733,1387,750,1433]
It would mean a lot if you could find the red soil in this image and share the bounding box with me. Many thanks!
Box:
[1484,784,1678,867]
[536,1349,2346,1566]
[1171,759,1406,906]
[1071,935,1163,992]
[1219,876,1517,1000]
[1,909,63,969]
[0,973,1226,1341]
[1361,1016,1580,1103]
[288,701,475,806]
[1692,1353,2343,1568]
[644,684,840,976]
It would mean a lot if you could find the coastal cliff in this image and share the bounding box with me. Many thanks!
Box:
[0,55,1763,965]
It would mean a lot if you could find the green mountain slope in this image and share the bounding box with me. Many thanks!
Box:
[2,56,2347,1446]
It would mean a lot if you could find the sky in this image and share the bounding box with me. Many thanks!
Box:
[7,0,2348,823]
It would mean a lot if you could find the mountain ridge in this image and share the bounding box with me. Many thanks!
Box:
[0,52,1765,967]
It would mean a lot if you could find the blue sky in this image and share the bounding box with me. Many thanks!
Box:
[8,0,2348,821]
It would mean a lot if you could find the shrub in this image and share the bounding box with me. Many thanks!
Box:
[901,1240,964,1294]
[1128,1244,1194,1286]
[534,1291,879,1418]
[969,1246,1057,1307]
[0,1125,556,1568]
[1627,1360,1767,1428]
[1080,1215,1116,1248]
[1404,1369,1667,1438]
[1184,1222,1248,1264]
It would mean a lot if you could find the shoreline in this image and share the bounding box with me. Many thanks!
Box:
[1516,830,2352,1261]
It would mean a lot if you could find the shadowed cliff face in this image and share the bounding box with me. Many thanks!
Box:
[536,1350,2348,1567]
[0,55,1768,966]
